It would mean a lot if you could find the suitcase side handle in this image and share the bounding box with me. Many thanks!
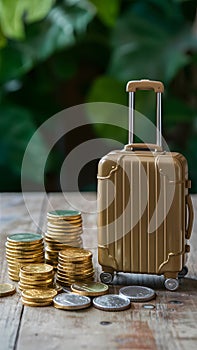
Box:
[185,194,194,239]
[126,79,164,93]
[126,79,164,148]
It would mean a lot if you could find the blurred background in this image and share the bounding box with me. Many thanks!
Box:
[0,0,197,193]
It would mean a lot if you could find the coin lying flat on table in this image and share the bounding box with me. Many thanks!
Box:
[0,283,16,297]
[53,292,91,310]
[119,286,156,302]
[71,281,109,297]
[93,294,131,311]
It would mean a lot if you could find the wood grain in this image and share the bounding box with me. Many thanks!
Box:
[0,193,197,350]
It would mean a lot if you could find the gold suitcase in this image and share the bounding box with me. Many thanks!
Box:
[97,79,194,291]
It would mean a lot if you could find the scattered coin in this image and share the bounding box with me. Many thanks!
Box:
[53,292,91,310]
[93,294,131,311]
[119,286,156,302]
[0,283,16,297]
[71,281,109,297]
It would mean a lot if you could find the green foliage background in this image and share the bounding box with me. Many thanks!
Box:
[0,0,197,192]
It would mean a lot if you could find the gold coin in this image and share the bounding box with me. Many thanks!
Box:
[56,273,94,282]
[7,233,43,244]
[59,247,92,260]
[45,234,82,242]
[47,231,83,237]
[8,275,19,282]
[6,258,45,265]
[57,259,92,267]
[71,281,109,297]
[47,210,81,219]
[22,296,54,303]
[45,254,58,261]
[19,280,54,288]
[53,283,63,294]
[57,265,93,274]
[6,251,44,259]
[5,241,44,250]
[0,283,16,297]
[20,263,53,274]
[21,299,52,307]
[19,270,54,278]
[56,277,93,287]
[8,270,20,278]
[45,259,57,270]
[45,232,82,240]
[47,222,82,229]
[22,288,57,300]
[46,227,83,234]
[18,282,53,290]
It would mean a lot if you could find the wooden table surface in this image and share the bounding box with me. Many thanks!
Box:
[0,193,197,350]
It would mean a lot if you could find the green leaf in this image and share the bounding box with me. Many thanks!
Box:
[109,1,197,84]
[0,0,96,83]
[86,75,127,142]
[90,0,120,26]
[0,104,48,183]
[0,0,54,39]
[0,43,34,83]
[164,97,196,126]
[87,75,127,105]
[0,25,6,47]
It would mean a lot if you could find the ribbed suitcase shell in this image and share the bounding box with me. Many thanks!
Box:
[97,148,192,280]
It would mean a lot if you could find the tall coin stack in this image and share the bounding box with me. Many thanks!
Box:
[45,210,83,268]
[5,233,44,281]
[56,247,94,286]
[18,263,54,291]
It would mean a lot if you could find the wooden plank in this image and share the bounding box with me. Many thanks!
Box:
[0,193,46,350]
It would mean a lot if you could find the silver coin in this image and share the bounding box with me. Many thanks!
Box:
[53,292,91,310]
[119,286,156,302]
[93,294,130,311]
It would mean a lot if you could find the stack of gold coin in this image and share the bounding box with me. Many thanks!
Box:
[45,210,83,268]
[18,263,54,291]
[21,288,57,307]
[56,247,94,286]
[5,233,44,281]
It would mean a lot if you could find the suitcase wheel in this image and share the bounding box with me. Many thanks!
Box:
[178,266,188,279]
[164,278,179,291]
[100,272,114,284]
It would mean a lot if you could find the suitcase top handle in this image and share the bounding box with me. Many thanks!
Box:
[126,79,164,93]
[126,79,164,148]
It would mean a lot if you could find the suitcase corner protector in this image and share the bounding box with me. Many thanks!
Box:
[98,246,118,270]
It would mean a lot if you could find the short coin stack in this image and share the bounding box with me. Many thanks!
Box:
[18,263,54,291]
[45,210,83,268]
[56,247,94,286]
[5,233,44,281]
[21,288,57,307]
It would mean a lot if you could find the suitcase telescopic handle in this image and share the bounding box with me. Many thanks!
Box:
[126,79,164,149]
